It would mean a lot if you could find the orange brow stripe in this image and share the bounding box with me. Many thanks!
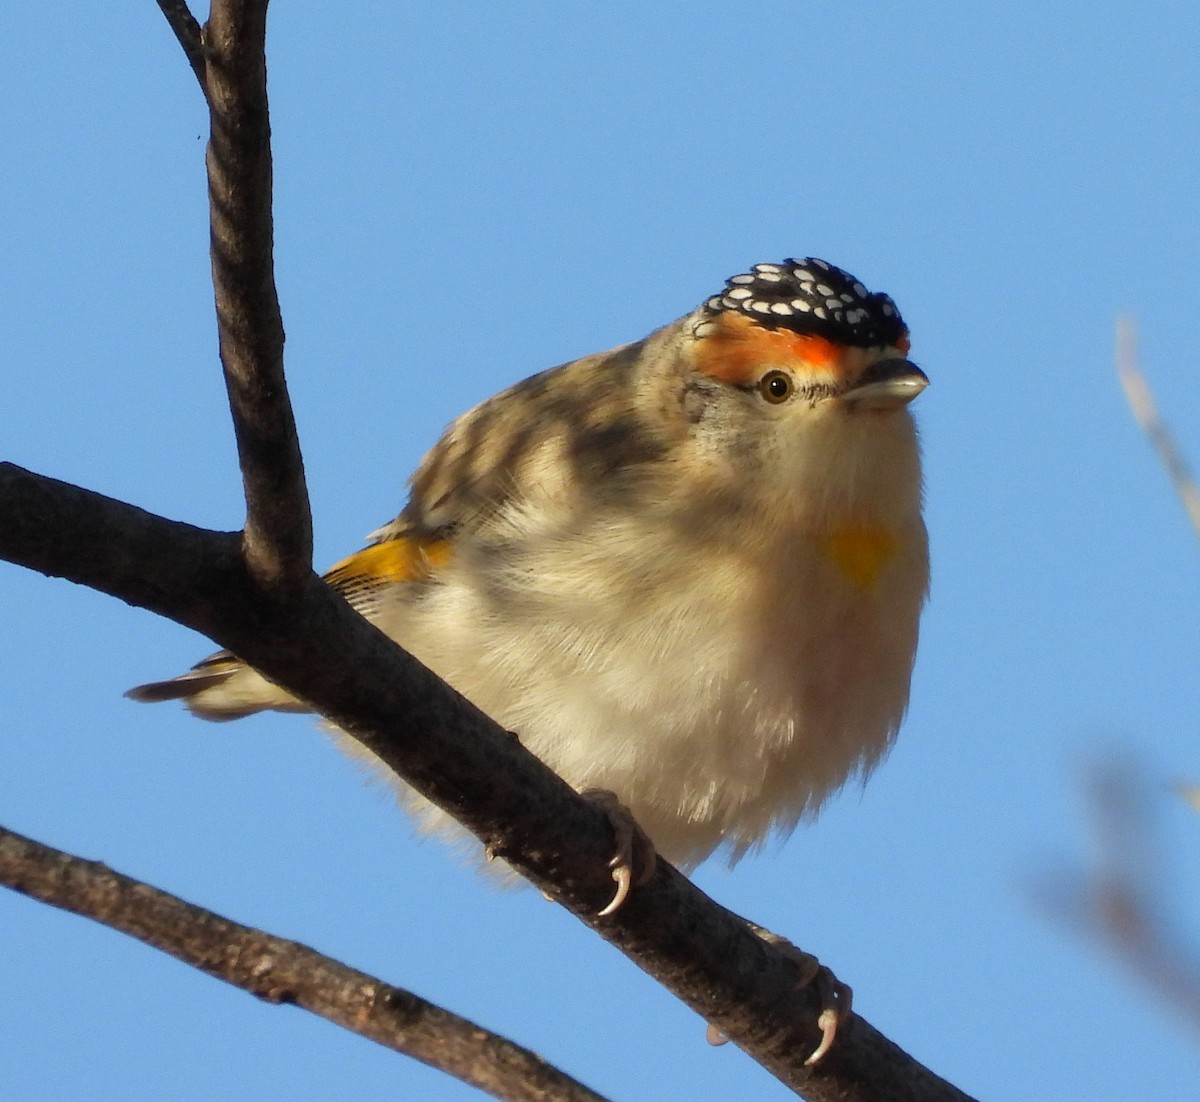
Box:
[695,312,843,385]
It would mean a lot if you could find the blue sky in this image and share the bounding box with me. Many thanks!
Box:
[3,4,1200,1099]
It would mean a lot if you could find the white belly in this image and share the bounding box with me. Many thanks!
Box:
[375,506,927,869]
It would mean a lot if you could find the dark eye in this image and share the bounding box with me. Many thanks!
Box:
[759,370,793,404]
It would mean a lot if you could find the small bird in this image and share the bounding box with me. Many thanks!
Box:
[130,256,928,906]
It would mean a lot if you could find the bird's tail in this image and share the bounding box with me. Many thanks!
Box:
[126,652,308,721]
[126,536,440,721]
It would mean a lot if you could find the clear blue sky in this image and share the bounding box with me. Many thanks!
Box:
[3,4,1199,1100]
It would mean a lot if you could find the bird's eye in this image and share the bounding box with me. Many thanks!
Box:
[759,371,793,404]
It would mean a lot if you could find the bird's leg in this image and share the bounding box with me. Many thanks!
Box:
[579,788,657,916]
[706,921,852,1066]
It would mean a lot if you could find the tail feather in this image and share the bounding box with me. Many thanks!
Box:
[126,653,308,721]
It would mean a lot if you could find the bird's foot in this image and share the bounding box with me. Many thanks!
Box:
[580,788,657,917]
[706,924,851,1066]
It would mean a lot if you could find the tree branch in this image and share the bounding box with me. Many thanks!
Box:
[1116,315,1200,542]
[1035,754,1200,1040]
[0,824,611,1102]
[205,0,312,593]
[1,4,977,1099]
[155,0,206,92]
[0,459,975,1102]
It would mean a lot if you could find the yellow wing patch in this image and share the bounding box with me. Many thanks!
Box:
[822,523,899,591]
[323,536,452,610]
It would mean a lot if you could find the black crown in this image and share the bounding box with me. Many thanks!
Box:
[705,258,906,348]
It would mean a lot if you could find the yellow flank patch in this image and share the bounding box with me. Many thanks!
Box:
[822,524,899,590]
[324,536,452,599]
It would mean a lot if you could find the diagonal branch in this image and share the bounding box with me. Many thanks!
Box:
[0,824,611,1102]
[1035,754,1200,1039]
[0,461,976,1102]
[1116,316,1200,542]
[156,0,206,91]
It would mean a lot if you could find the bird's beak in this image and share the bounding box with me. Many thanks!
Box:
[841,358,929,412]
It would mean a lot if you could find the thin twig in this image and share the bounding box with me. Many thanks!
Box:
[1117,316,1200,541]
[0,824,610,1102]
[1036,755,1200,1039]
[155,0,206,91]
[206,0,313,593]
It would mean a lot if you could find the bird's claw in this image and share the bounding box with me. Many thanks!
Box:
[580,788,656,917]
[706,925,852,1066]
[804,963,852,1065]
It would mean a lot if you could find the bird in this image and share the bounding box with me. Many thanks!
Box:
[129,255,928,917]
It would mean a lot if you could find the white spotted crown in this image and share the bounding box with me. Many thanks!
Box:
[704,258,906,348]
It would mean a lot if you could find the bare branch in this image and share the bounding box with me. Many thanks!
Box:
[1035,754,1200,1040]
[0,824,611,1102]
[206,0,312,592]
[0,460,975,1102]
[1117,316,1200,542]
[156,0,206,91]
[0,7,978,1100]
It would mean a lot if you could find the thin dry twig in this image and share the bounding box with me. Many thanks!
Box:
[1117,315,1200,541]
[1036,754,1200,1039]
[156,0,206,90]
[0,824,610,1102]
